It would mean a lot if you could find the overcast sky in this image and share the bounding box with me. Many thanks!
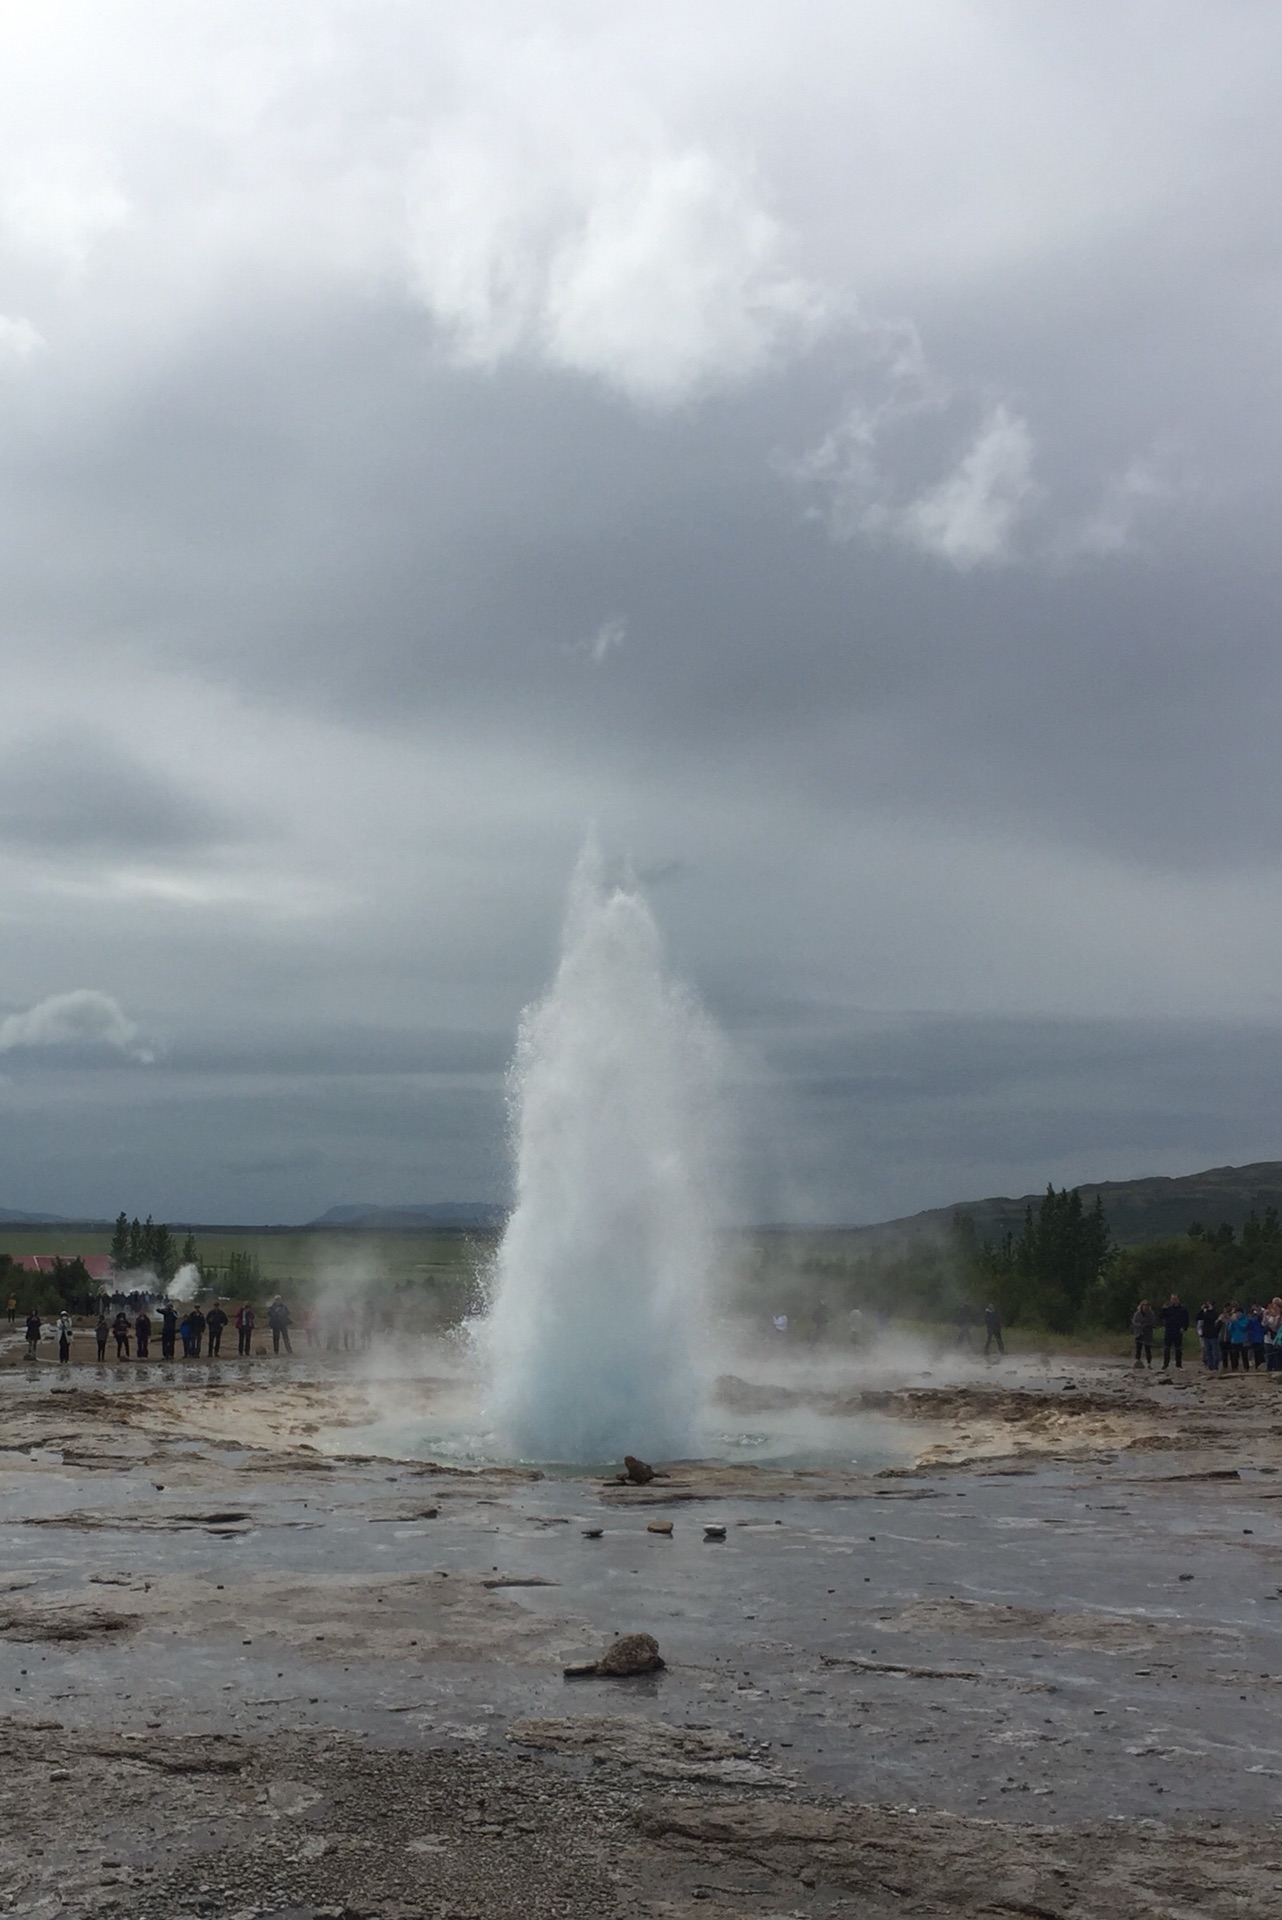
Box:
[1,1,1280,1225]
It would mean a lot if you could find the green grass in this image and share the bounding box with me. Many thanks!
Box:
[0,1226,495,1322]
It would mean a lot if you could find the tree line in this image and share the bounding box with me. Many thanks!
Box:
[813,1185,1282,1336]
[109,1213,197,1282]
[959,1186,1115,1332]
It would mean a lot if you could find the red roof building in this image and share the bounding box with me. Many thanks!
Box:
[14,1255,115,1280]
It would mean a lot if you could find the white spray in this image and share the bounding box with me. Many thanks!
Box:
[483,851,727,1463]
[169,1262,201,1302]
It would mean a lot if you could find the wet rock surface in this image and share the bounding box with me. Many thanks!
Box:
[3,1349,1282,1915]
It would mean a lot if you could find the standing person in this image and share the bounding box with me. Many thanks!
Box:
[160,1302,177,1361]
[206,1301,227,1357]
[189,1307,206,1358]
[134,1307,151,1359]
[1264,1297,1282,1372]
[235,1302,255,1356]
[1246,1307,1266,1369]
[111,1311,131,1359]
[1131,1300,1156,1369]
[178,1314,192,1358]
[95,1313,109,1361]
[1196,1301,1220,1371]
[24,1309,41,1359]
[1159,1293,1189,1371]
[1226,1304,1250,1370]
[6,1293,16,1323]
[267,1296,293,1356]
[57,1311,73,1364]
[983,1303,1004,1360]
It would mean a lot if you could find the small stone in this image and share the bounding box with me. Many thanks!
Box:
[703,1525,727,1540]
[646,1519,673,1536]
[582,1527,603,1539]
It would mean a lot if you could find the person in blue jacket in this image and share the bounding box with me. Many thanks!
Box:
[1245,1307,1267,1369]
[1225,1305,1250,1370]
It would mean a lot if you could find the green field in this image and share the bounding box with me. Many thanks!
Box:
[0,1225,495,1324]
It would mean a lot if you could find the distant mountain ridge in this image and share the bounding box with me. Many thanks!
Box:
[307,1202,508,1231]
[855,1159,1282,1249]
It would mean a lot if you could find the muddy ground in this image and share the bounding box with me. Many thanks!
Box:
[2,1343,1281,1918]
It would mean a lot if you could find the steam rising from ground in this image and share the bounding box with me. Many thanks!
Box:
[482,852,728,1462]
[169,1263,201,1302]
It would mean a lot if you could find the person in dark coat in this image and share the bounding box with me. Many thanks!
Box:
[134,1309,151,1359]
[189,1307,206,1358]
[205,1302,228,1357]
[983,1304,1004,1359]
[267,1297,293,1356]
[112,1311,131,1359]
[24,1310,41,1359]
[160,1304,177,1361]
[95,1313,110,1361]
[1159,1293,1189,1370]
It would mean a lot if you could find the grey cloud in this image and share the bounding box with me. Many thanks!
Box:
[0,736,233,855]
[0,6,1280,1219]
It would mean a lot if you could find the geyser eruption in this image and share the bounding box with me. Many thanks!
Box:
[485,853,726,1463]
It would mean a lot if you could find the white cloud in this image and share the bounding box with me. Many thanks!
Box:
[0,314,43,361]
[1069,442,1194,557]
[0,989,153,1062]
[0,144,131,272]
[787,323,1038,570]
[570,615,626,665]
[896,404,1036,569]
[405,60,828,404]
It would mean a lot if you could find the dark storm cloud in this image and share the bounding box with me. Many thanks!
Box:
[0,4,1280,1220]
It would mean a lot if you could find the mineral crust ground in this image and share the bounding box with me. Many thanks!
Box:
[2,1346,1280,1918]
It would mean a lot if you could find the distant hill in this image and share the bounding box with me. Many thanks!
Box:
[0,1206,73,1224]
[308,1202,508,1232]
[853,1160,1282,1249]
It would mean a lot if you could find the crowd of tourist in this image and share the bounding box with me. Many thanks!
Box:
[1131,1292,1282,1371]
[19,1295,297,1363]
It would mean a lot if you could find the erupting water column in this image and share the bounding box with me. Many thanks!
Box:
[484,853,726,1463]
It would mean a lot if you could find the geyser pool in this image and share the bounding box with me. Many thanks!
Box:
[482,853,727,1463]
